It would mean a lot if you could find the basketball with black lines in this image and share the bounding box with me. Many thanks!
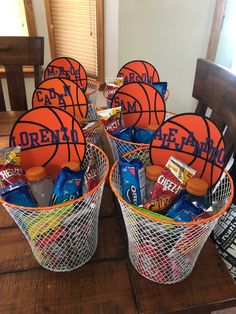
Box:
[150,113,227,187]
[111,82,166,128]
[32,87,67,109]
[117,60,160,84]
[32,77,88,123]
[44,57,88,91]
[9,107,86,176]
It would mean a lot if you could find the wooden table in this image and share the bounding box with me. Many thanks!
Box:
[0,111,236,314]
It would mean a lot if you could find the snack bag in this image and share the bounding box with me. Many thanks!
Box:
[83,153,99,194]
[0,146,25,189]
[113,127,134,142]
[133,127,154,144]
[51,167,84,205]
[152,82,168,98]
[167,194,204,222]
[0,146,37,207]
[97,107,123,134]
[103,77,123,100]
[144,156,196,213]
[119,157,145,206]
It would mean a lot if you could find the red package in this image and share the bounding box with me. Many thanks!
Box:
[0,146,25,189]
[144,168,184,213]
[103,77,123,100]
[97,107,123,134]
[144,156,195,213]
[83,154,99,194]
[137,243,167,282]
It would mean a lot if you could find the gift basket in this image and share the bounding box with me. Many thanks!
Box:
[86,78,100,104]
[100,60,172,161]
[0,107,109,272]
[109,113,234,284]
[83,103,103,145]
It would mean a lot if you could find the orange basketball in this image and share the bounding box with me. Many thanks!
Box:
[32,77,88,123]
[150,114,226,187]
[111,82,166,128]
[44,57,87,91]
[10,107,86,176]
[32,87,67,109]
[117,60,160,84]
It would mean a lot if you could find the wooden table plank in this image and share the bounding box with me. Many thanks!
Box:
[0,205,16,228]
[0,260,137,314]
[99,185,117,217]
[0,216,125,273]
[0,228,39,273]
[129,239,236,314]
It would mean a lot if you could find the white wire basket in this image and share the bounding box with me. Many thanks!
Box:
[109,147,234,284]
[0,143,109,272]
[86,79,100,104]
[84,104,103,145]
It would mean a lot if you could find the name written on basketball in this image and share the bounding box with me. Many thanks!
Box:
[10,127,82,149]
[47,66,81,78]
[113,97,138,113]
[154,127,226,165]
[119,72,154,84]
[36,85,71,106]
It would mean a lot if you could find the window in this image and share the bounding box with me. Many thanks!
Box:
[45,0,104,82]
[0,0,36,36]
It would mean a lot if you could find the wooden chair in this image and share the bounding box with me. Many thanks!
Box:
[193,58,236,158]
[0,36,44,111]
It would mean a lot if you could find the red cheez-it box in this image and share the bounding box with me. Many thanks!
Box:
[144,168,184,213]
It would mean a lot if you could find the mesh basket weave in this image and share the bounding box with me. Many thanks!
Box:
[105,111,175,161]
[109,147,234,284]
[86,79,100,104]
[84,104,103,145]
[0,143,109,272]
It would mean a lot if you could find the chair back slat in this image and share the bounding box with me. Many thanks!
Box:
[0,79,6,111]
[5,65,27,111]
[193,59,236,155]
[0,36,44,110]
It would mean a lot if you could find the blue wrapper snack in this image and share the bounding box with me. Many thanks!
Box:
[113,127,134,142]
[167,194,203,222]
[119,157,145,206]
[0,181,37,207]
[51,167,84,205]
[133,127,154,144]
[152,82,168,98]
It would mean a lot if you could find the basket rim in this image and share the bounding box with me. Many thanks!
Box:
[109,147,234,226]
[85,78,100,97]
[104,109,176,146]
[0,142,109,211]
[84,103,103,132]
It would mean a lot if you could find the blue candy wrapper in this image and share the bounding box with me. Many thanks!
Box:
[167,194,204,222]
[113,127,134,142]
[119,157,145,206]
[133,127,154,144]
[0,181,37,207]
[51,167,84,205]
[152,82,168,98]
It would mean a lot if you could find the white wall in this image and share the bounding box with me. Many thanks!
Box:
[104,0,119,78]
[216,0,236,71]
[118,0,216,114]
